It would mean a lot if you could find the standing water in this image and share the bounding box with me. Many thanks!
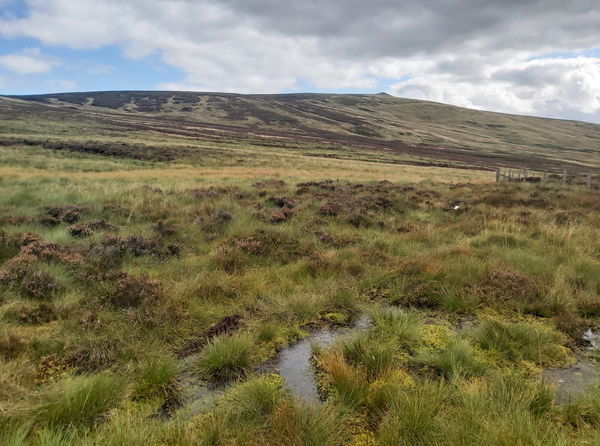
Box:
[164,314,372,417]
[263,314,371,404]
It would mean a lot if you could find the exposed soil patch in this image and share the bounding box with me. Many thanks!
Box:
[177,314,243,358]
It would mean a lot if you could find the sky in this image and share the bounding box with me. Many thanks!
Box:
[1,0,600,122]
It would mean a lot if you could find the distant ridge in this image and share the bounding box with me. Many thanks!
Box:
[4,91,600,171]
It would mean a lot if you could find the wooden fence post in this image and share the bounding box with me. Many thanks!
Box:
[496,168,500,183]
[542,170,547,183]
[562,169,567,185]
[587,173,593,189]
[524,169,529,179]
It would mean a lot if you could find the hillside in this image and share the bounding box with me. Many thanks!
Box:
[3,91,600,172]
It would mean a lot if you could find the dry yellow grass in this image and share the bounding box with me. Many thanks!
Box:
[0,157,492,184]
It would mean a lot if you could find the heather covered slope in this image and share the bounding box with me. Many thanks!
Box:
[4,91,600,171]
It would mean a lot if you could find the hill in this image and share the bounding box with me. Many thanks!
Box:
[3,91,600,172]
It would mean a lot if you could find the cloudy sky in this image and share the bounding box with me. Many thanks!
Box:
[1,0,599,122]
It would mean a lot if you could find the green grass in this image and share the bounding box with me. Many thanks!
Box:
[34,373,128,428]
[369,307,423,346]
[134,357,179,400]
[471,319,569,366]
[377,381,448,446]
[415,338,486,380]
[196,334,256,381]
[0,127,599,444]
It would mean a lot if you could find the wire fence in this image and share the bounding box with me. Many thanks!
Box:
[495,168,597,189]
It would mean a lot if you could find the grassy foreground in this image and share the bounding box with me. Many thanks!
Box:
[1,141,600,445]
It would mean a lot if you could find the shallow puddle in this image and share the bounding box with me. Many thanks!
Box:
[168,314,372,417]
[263,314,371,404]
[543,356,598,404]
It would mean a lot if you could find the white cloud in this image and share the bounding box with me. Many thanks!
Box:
[0,47,57,74]
[389,56,600,121]
[1,1,600,121]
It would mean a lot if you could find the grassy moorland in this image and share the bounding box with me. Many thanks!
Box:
[1,94,600,445]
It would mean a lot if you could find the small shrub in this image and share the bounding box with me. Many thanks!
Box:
[212,245,248,273]
[43,205,87,224]
[108,273,162,308]
[0,332,24,360]
[473,269,541,305]
[270,208,294,223]
[394,282,442,309]
[319,204,339,216]
[35,373,128,428]
[197,333,255,381]
[68,220,117,237]
[21,271,62,300]
[66,338,123,372]
[268,196,295,208]
[152,219,177,236]
[12,302,57,324]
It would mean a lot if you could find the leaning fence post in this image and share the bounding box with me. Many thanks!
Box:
[562,169,567,185]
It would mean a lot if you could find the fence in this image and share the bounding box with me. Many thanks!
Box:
[495,168,596,189]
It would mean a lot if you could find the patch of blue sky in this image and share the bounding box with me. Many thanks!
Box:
[527,48,600,61]
[0,40,185,94]
[288,77,408,95]
[0,0,28,19]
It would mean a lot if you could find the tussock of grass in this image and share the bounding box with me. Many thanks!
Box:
[320,352,369,409]
[270,401,348,446]
[415,338,486,380]
[376,381,448,446]
[197,333,255,381]
[34,373,128,428]
[220,374,284,425]
[370,307,423,346]
[562,382,600,428]
[342,333,396,379]
[447,372,560,444]
[134,357,179,400]
[471,319,569,366]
